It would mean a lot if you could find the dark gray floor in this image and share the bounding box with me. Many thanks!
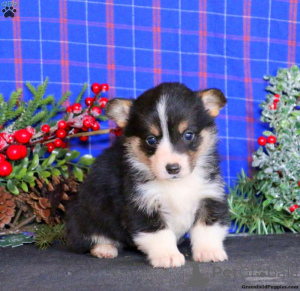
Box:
[1,234,300,291]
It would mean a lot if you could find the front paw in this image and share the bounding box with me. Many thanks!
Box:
[193,247,228,263]
[149,251,185,268]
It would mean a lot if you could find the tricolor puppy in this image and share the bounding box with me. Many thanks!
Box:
[66,82,229,268]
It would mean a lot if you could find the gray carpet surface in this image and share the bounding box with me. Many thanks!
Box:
[1,234,300,291]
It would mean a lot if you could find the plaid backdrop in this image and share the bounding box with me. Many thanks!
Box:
[0,0,299,187]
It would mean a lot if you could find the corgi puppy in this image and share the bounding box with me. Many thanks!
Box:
[66,82,229,268]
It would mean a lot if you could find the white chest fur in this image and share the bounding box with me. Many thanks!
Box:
[135,169,223,240]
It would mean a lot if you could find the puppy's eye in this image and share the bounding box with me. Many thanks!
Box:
[146,135,157,146]
[183,131,195,141]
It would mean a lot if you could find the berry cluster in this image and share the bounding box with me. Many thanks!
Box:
[269,93,280,110]
[0,82,110,177]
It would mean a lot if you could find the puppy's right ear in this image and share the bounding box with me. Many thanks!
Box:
[105,98,133,128]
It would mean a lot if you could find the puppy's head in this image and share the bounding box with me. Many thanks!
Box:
[106,83,226,180]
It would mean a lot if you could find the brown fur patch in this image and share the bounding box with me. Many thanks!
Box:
[178,121,188,134]
[150,125,160,136]
[126,137,151,166]
[106,99,133,128]
[189,128,216,168]
[197,89,227,117]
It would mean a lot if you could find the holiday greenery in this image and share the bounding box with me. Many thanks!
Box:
[0,79,116,247]
[229,65,300,234]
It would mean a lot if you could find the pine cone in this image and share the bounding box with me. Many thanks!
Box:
[27,175,79,226]
[0,187,16,229]
[26,192,52,224]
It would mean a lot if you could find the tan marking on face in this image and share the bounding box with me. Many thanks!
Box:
[150,125,160,136]
[178,121,188,134]
[126,137,151,167]
[189,128,216,168]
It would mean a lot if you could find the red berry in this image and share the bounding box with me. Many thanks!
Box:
[47,143,55,153]
[7,145,22,160]
[67,106,73,113]
[269,102,277,110]
[56,129,67,139]
[54,138,63,148]
[72,103,82,114]
[41,124,50,133]
[14,129,31,144]
[0,154,6,163]
[83,116,94,128]
[0,161,13,177]
[274,96,280,103]
[111,127,123,137]
[19,145,28,158]
[290,204,299,212]
[91,83,101,95]
[81,127,89,132]
[74,128,80,133]
[274,94,280,98]
[80,136,89,142]
[91,106,102,116]
[99,97,108,109]
[91,122,100,131]
[26,126,35,136]
[85,97,94,106]
[258,136,267,146]
[61,141,67,149]
[267,135,276,144]
[6,135,14,144]
[298,181,300,187]
[101,83,109,92]
[58,120,67,129]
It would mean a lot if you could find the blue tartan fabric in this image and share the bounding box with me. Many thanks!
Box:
[0,0,299,187]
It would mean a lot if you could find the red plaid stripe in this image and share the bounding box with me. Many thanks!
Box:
[288,0,298,64]
[12,4,22,92]
[106,0,116,144]
[243,0,255,176]
[153,0,162,85]
[199,0,207,89]
[59,0,70,101]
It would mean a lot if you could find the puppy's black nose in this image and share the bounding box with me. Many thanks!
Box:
[166,163,181,175]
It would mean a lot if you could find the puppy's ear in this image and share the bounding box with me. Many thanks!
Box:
[196,89,227,117]
[105,98,133,128]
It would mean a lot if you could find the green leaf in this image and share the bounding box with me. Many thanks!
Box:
[20,181,29,192]
[73,166,83,182]
[57,160,66,166]
[262,131,273,136]
[15,168,27,180]
[40,171,51,178]
[78,155,95,166]
[53,148,69,159]
[51,168,61,177]
[29,154,40,171]
[7,180,19,195]
[65,150,80,161]
[41,153,57,168]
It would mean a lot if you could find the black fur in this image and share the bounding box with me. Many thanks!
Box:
[66,82,229,254]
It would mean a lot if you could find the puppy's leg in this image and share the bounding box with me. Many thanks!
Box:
[134,229,185,268]
[191,198,229,262]
[90,235,119,259]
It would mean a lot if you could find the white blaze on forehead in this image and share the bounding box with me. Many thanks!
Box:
[157,95,170,140]
[152,96,190,180]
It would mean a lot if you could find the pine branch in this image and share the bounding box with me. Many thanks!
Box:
[75,83,88,104]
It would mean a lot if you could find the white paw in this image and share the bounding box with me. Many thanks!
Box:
[91,244,118,259]
[193,247,228,263]
[149,252,185,268]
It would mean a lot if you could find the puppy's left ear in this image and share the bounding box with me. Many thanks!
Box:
[196,89,227,117]
[105,98,133,127]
